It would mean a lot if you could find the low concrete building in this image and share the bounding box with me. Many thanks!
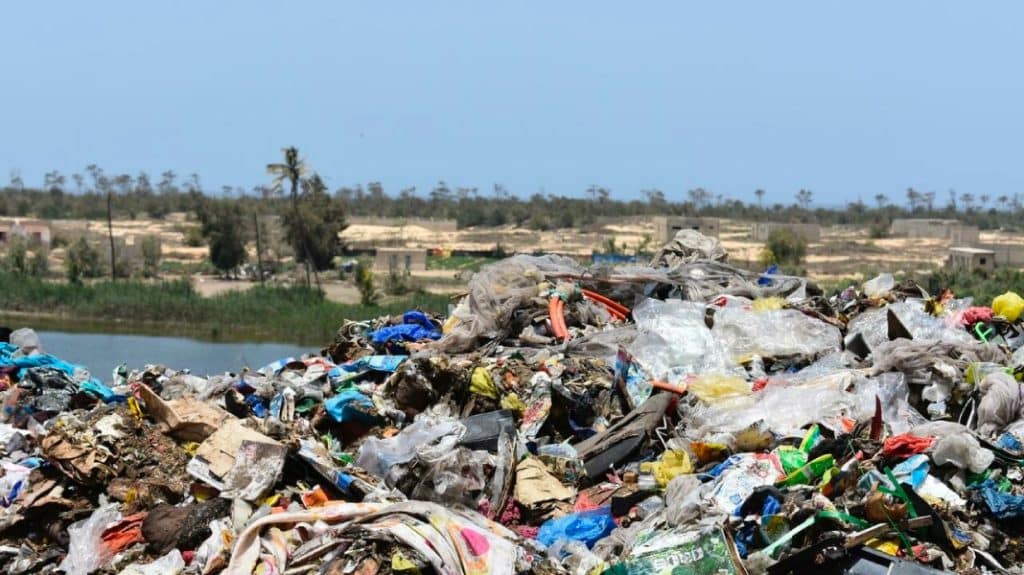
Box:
[891,219,979,244]
[751,222,821,243]
[986,244,1024,268]
[373,247,427,272]
[655,217,720,242]
[0,219,52,248]
[949,246,995,272]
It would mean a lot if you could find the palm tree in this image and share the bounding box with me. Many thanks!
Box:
[905,188,921,211]
[922,191,936,213]
[267,146,316,288]
[874,193,888,209]
[960,192,975,212]
[754,189,765,208]
[795,189,813,210]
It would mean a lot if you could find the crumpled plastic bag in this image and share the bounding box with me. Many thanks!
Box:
[435,255,583,353]
[58,503,121,575]
[537,507,617,549]
[862,273,895,298]
[355,413,464,482]
[665,474,704,527]
[977,372,1024,436]
[650,229,728,268]
[913,421,994,473]
[993,291,1024,322]
[118,549,186,575]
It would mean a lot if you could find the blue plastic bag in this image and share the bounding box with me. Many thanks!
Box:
[368,311,441,345]
[536,507,616,549]
[976,479,1024,520]
[324,389,379,424]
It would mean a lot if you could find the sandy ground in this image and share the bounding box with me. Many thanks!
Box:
[43,213,1024,301]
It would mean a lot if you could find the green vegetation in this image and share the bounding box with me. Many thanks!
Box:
[4,237,47,278]
[354,262,379,306]
[7,165,1024,233]
[926,268,1024,306]
[0,273,449,345]
[65,238,103,282]
[197,197,248,275]
[268,148,347,288]
[761,228,807,270]
[426,255,497,272]
[140,235,161,278]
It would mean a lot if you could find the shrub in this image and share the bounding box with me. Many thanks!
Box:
[354,262,379,306]
[763,228,807,266]
[5,237,28,275]
[65,238,103,283]
[141,235,162,278]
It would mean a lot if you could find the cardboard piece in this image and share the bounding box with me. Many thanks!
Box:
[187,419,283,492]
[514,456,575,508]
[138,384,234,442]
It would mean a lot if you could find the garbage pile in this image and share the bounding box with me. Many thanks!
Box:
[6,229,1024,573]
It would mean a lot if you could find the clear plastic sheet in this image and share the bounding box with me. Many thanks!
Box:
[711,306,841,362]
[411,446,495,505]
[848,300,974,348]
[627,299,737,385]
[355,413,465,482]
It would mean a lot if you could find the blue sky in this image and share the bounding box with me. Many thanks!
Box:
[2,1,1022,205]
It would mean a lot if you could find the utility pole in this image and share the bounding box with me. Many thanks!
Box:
[107,191,116,279]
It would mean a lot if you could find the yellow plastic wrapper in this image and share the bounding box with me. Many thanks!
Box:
[442,314,459,335]
[752,297,785,312]
[639,449,693,487]
[687,374,751,404]
[392,551,421,574]
[866,538,901,556]
[501,392,526,414]
[993,291,1024,322]
[470,367,499,399]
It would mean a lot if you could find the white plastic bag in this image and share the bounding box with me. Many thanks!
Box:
[977,372,1024,436]
[58,503,121,575]
[862,273,895,298]
[119,549,186,575]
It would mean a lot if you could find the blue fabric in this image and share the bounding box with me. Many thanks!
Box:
[0,343,118,402]
[0,343,81,380]
[976,479,1024,519]
[368,312,441,345]
[762,495,781,517]
[340,355,407,373]
[537,507,617,549]
[758,264,780,286]
[324,389,379,424]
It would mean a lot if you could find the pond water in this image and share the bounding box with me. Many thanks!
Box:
[36,330,313,379]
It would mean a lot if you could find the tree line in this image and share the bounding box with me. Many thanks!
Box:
[3,148,347,286]
[6,163,1024,233]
